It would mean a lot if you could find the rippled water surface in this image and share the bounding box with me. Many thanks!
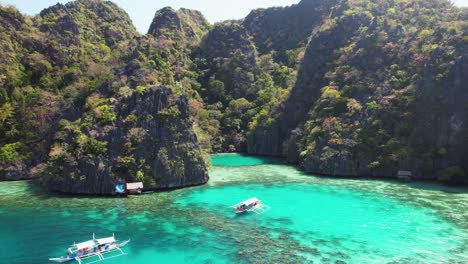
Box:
[0,153,467,263]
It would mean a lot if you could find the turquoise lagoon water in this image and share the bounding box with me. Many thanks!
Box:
[0,153,467,263]
[210,153,281,166]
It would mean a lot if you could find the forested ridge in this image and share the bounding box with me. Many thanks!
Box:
[0,0,466,192]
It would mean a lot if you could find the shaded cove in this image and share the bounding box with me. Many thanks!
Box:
[0,154,467,263]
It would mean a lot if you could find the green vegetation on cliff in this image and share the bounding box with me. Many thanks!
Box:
[192,0,467,184]
[0,0,467,188]
[0,1,209,193]
[0,0,137,181]
[247,0,468,184]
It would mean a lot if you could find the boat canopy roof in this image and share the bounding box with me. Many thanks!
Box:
[71,236,116,250]
[97,236,115,245]
[126,182,143,190]
[238,197,260,206]
[74,240,96,250]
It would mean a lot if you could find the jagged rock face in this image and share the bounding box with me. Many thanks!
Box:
[38,0,137,64]
[194,0,341,154]
[247,0,468,183]
[0,5,25,30]
[39,0,137,47]
[244,0,338,54]
[1,0,467,188]
[247,0,350,157]
[198,21,258,100]
[46,86,208,194]
[201,22,255,60]
[1,1,210,193]
[406,40,468,180]
[0,0,138,181]
[148,7,210,45]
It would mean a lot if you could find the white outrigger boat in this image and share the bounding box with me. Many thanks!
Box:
[230,197,270,214]
[49,234,130,264]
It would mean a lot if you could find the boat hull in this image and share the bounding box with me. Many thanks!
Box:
[49,257,74,263]
[49,239,130,263]
[118,239,130,247]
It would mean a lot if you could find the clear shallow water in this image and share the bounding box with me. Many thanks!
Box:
[0,153,467,263]
[210,153,281,166]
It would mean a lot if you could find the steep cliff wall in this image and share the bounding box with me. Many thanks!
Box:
[0,1,209,194]
[148,7,210,46]
[0,0,137,180]
[1,0,467,187]
[46,86,208,194]
[247,0,468,184]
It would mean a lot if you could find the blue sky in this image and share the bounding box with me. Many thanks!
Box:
[1,0,467,33]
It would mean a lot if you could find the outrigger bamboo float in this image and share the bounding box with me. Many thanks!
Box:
[230,197,270,214]
[49,234,130,264]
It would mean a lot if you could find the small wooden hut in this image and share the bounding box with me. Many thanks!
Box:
[397,170,412,181]
[126,182,144,195]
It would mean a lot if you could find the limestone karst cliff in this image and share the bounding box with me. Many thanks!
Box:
[0,0,467,190]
